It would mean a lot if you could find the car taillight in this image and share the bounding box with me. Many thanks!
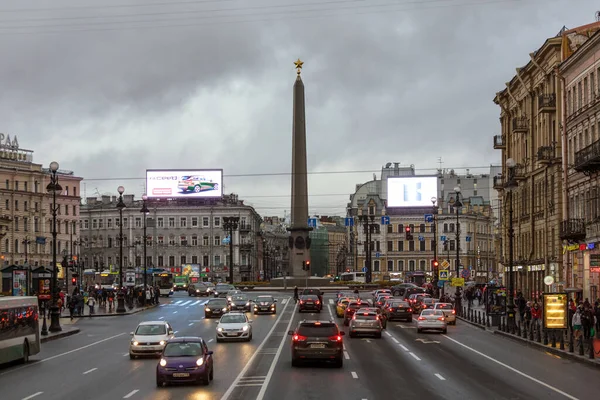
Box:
[452,310,456,314]
[418,316,426,321]
[438,317,445,321]
[293,334,307,342]
[299,300,304,304]
[329,335,343,342]
[408,308,412,312]
[376,315,380,320]
[423,305,427,308]
[315,300,320,305]
[389,308,394,312]
[352,315,356,320]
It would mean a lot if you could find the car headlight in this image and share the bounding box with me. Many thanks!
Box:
[246,302,250,306]
[214,292,219,295]
[159,359,167,367]
[132,341,139,346]
[222,308,227,311]
[159,340,166,346]
[196,290,200,293]
[205,307,210,312]
[217,327,223,332]
[242,325,249,332]
[196,358,204,366]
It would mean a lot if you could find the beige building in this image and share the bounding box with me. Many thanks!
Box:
[559,26,600,301]
[0,134,82,269]
[493,22,600,299]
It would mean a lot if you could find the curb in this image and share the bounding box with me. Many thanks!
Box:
[457,316,487,330]
[493,330,600,368]
[59,304,158,319]
[41,328,80,343]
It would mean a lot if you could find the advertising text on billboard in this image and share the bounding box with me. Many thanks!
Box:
[146,169,223,198]
[387,176,438,207]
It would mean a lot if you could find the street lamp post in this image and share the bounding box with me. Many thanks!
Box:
[431,197,439,296]
[46,161,62,332]
[222,217,239,284]
[453,187,463,316]
[116,186,126,313]
[505,158,518,331]
[141,194,149,306]
[358,214,375,284]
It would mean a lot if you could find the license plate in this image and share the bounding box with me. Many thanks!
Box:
[311,344,325,349]
[172,373,189,377]
[261,307,268,310]
[226,333,237,336]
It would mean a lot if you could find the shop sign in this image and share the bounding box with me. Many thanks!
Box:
[543,293,567,330]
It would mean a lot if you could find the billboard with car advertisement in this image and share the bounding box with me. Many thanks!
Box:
[146,169,223,198]
[387,176,438,207]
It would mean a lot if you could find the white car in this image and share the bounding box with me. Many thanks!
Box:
[433,302,456,325]
[216,312,253,342]
[417,309,447,334]
[129,321,174,359]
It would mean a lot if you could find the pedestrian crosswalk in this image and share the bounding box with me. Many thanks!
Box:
[160,299,209,307]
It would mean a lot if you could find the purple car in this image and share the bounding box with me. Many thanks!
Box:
[156,337,214,387]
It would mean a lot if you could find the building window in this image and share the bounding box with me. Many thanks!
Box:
[191,236,198,246]
[65,186,69,196]
[419,224,425,233]
[203,236,209,246]
[157,218,164,228]
[14,217,19,231]
[450,240,456,251]
[419,260,426,270]
[203,217,209,227]
[180,236,187,246]
[24,201,28,211]
[135,217,142,228]
[398,260,404,271]
[387,260,394,271]
[398,241,404,251]
[168,218,175,228]
[409,240,414,251]
[214,255,221,266]
[107,219,112,229]
[387,224,393,233]
[180,255,186,265]
[158,256,163,266]
[180,217,187,228]
[4,199,8,210]
[34,217,39,232]
[373,260,380,272]
[84,220,89,229]
[14,200,18,211]
[192,255,198,264]
[65,204,69,215]
[23,217,28,232]
[169,236,175,246]
[214,217,221,227]
[5,179,8,189]
[64,221,69,234]
[191,217,198,227]
[419,240,425,251]
[108,237,113,248]
[214,236,221,246]
[15,181,19,191]
[203,255,209,266]
[387,241,393,252]
[157,236,164,245]
[72,205,77,216]
[169,256,175,267]
[408,260,415,271]
[98,218,103,229]
[398,224,404,233]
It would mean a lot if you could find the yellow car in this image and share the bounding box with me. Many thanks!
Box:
[336,297,357,318]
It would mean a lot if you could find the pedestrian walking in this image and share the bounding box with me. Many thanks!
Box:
[87,296,96,317]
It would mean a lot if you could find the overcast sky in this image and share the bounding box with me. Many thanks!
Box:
[0,0,593,218]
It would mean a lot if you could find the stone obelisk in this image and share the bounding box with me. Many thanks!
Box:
[287,59,312,278]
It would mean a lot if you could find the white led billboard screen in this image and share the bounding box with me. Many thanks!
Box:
[146,169,223,198]
[387,176,438,207]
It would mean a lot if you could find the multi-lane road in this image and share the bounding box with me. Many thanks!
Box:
[2,291,600,400]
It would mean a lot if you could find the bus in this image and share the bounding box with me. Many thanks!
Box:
[97,270,119,290]
[172,275,190,291]
[153,272,174,297]
[0,296,40,364]
[340,272,366,283]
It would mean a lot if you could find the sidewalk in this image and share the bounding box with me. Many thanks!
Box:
[58,303,158,319]
[457,306,600,368]
[39,317,80,343]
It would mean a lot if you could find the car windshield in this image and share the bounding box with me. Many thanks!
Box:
[392,302,410,307]
[215,284,233,291]
[256,296,273,302]
[232,295,247,301]
[297,324,337,337]
[436,303,454,310]
[208,299,227,306]
[355,313,378,320]
[135,324,166,335]
[220,314,247,324]
[422,310,443,316]
[347,303,362,309]
[163,342,203,357]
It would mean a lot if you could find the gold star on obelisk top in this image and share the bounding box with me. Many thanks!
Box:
[294,58,304,75]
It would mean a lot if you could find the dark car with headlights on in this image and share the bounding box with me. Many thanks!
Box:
[288,320,344,367]
[188,283,211,297]
[253,295,277,314]
[213,283,235,298]
[228,294,251,312]
[384,300,413,322]
[298,294,322,313]
[343,301,365,326]
[156,337,214,387]
[204,298,229,318]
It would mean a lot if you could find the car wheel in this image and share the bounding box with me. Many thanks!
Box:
[376,332,382,339]
[443,329,447,334]
[407,318,412,323]
[129,354,136,360]
[334,357,343,368]
[216,338,221,343]
[156,379,163,388]
[248,333,253,341]
[317,309,321,313]
[194,185,202,193]
[349,332,355,338]
[417,328,422,333]
[209,366,214,381]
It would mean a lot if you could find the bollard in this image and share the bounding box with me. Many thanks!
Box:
[589,337,595,359]
[537,327,542,343]
[523,323,528,339]
[543,329,548,346]
[559,331,565,350]
[499,317,504,331]
[486,314,491,328]
[529,325,534,341]
[477,311,481,324]
[579,336,584,356]
[551,331,556,348]
[517,322,522,337]
[568,330,574,353]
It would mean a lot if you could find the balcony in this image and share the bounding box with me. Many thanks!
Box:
[537,145,556,164]
[512,116,528,133]
[559,219,586,242]
[493,135,505,149]
[493,175,504,190]
[538,94,556,113]
[574,139,600,173]
[239,224,251,233]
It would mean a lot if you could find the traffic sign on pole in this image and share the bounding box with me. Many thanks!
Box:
[424,214,433,223]
[344,217,354,227]
[381,216,390,225]
[362,267,367,272]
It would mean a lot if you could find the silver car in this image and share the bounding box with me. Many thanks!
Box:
[348,309,383,338]
[129,321,174,359]
[417,309,447,334]
[433,302,456,325]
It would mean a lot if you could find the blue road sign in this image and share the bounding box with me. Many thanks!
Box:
[418,236,424,241]
[362,267,367,272]
[424,214,433,223]
[308,218,317,227]
[344,217,354,227]
[440,235,447,241]
[466,236,471,242]
[222,236,231,244]
[375,252,381,258]
[381,216,390,225]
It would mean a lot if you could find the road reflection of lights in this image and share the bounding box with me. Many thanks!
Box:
[187,392,211,400]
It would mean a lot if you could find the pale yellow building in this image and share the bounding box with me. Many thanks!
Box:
[0,134,82,269]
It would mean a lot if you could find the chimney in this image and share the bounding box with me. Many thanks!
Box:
[101,195,110,205]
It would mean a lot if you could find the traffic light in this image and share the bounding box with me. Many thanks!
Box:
[432,260,439,270]
[302,260,311,271]
[405,226,413,240]
[71,277,76,285]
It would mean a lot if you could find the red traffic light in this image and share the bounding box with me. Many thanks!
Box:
[405,227,411,232]
[306,261,310,266]
[71,277,76,284]
[432,260,439,267]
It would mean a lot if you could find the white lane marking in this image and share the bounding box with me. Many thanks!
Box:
[409,352,421,361]
[188,323,194,326]
[158,316,164,319]
[329,299,334,305]
[435,373,446,381]
[392,337,399,344]
[192,300,201,306]
[351,371,359,379]
[123,353,129,357]
[174,331,179,334]
[22,392,43,400]
[173,311,178,314]
[181,300,192,306]
[159,304,166,307]
[221,297,293,400]
[384,331,392,337]
[1,332,127,376]
[281,298,288,304]
[343,344,346,350]
[174,300,182,305]
[123,389,139,398]
[399,345,409,351]
[442,335,579,400]
[83,368,98,375]
[344,351,350,360]
[208,338,214,342]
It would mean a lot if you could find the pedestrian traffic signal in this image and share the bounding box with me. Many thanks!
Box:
[405,226,413,240]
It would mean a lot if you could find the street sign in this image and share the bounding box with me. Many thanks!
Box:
[344,217,354,227]
[440,235,447,241]
[418,235,424,241]
[375,252,381,258]
[451,278,465,287]
[381,216,390,225]
[466,236,471,242]
[362,267,367,272]
[125,271,135,287]
[437,281,445,288]
[222,236,231,244]
[461,269,470,279]
[424,214,433,223]
[441,260,450,268]
[308,218,317,227]
[438,270,449,280]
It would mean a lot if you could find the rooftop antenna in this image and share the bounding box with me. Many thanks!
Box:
[437,157,443,172]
